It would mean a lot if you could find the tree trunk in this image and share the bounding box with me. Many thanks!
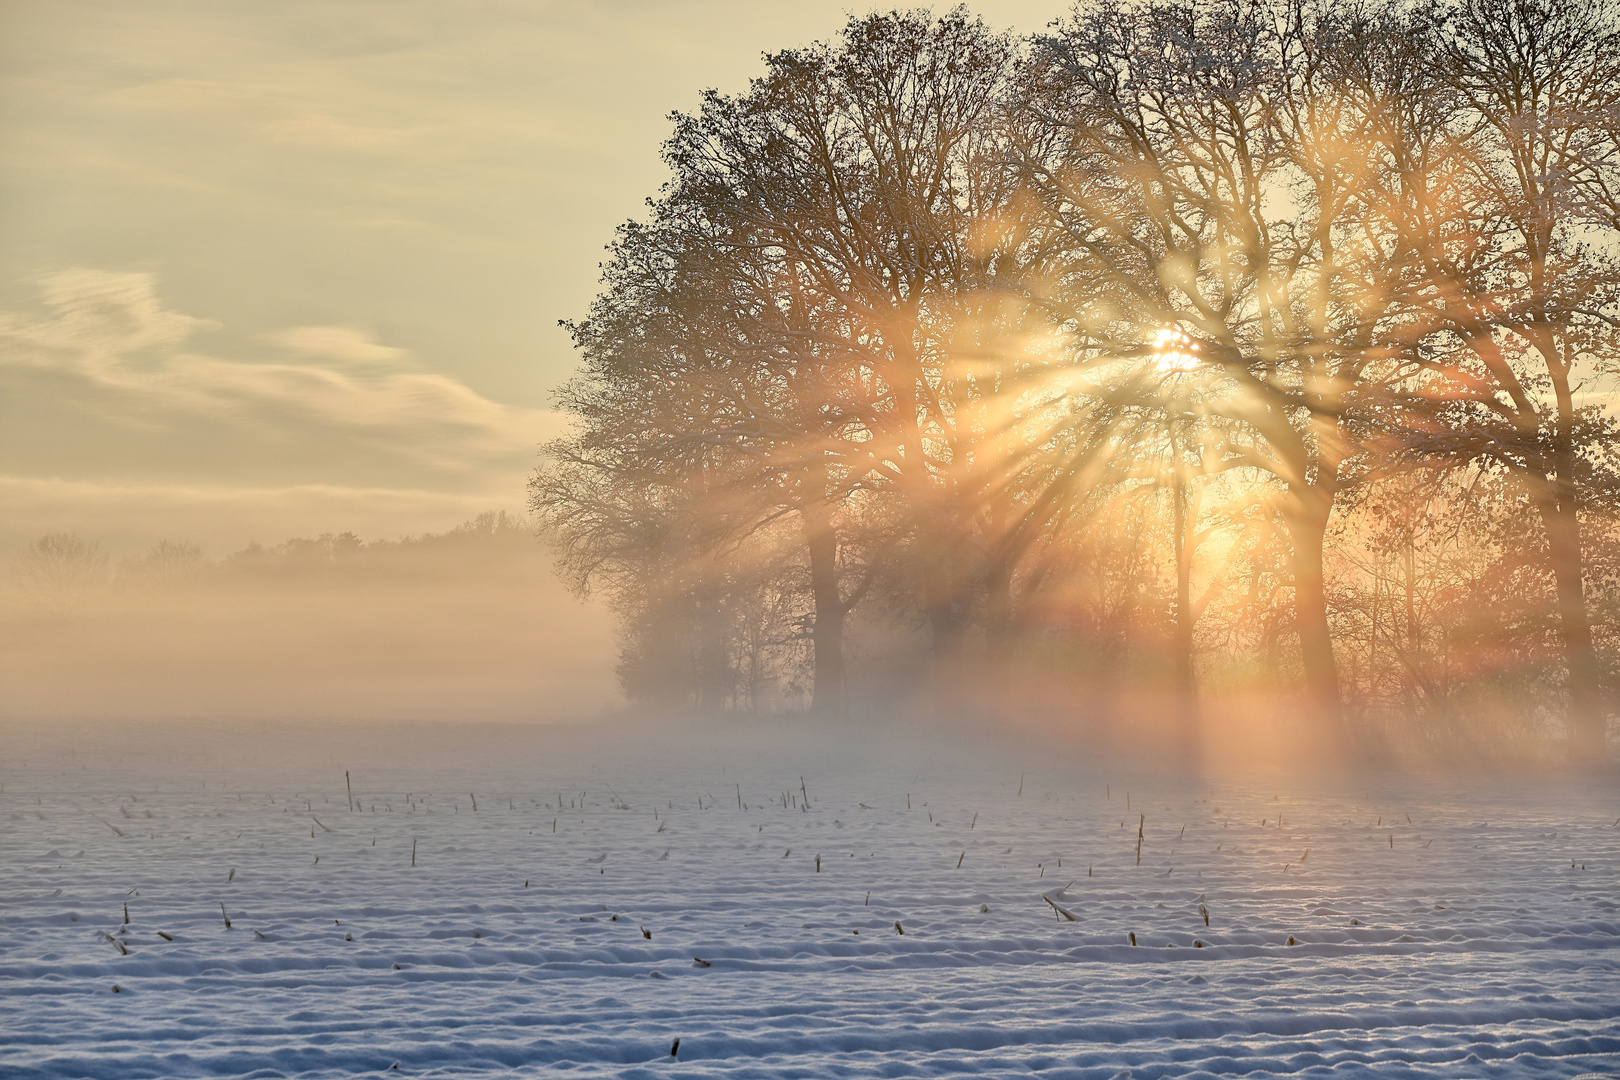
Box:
[1284,492,1343,735]
[1537,493,1607,762]
[984,557,1013,663]
[921,527,965,661]
[692,589,732,712]
[887,317,964,664]
[1171,469,1198,756]
[802,496,846,715]
[1402,537,1418,724]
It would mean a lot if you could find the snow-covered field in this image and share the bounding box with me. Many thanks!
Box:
[2,718,1617,1079]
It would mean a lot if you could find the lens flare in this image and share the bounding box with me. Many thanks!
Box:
[1151,327,1199,372]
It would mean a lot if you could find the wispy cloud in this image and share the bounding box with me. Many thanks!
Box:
[0,271,559,548]
[1,268,216,365]
[268,324,408,363]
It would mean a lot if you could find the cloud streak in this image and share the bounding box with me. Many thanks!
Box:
[268,324,409,363]
[0,270,559,549]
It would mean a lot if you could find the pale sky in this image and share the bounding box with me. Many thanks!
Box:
[0,0,1056,556]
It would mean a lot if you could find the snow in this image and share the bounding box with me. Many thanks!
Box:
[2,718,1617,1078]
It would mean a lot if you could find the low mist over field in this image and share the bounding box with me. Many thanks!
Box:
[0,514,616,722]
[3,0,1618,768]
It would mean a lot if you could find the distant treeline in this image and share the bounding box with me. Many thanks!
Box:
[2,511,617,723]
[530,2,1620,760]
[11,511,533,599]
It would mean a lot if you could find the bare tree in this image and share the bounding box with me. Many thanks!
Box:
[530,0,1619,761]
[18,532,108,616]
[1402,0,1620,761]
[665,9,1030,676]
[1018,0,1488,740]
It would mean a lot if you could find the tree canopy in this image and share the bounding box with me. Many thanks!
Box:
[532,0,1620,766]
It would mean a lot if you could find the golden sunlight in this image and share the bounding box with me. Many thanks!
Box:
[1150,326,1200,372]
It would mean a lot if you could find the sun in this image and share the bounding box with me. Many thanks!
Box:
[1151,326,1199,372]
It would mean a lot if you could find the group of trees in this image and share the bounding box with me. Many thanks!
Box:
[530,0,1620,760]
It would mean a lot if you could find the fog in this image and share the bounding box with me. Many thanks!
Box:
[3,508,1606,774]
[0,514,617,723]
[2,1,1614,777]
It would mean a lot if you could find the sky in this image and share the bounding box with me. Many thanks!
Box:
[0,0,1056,557]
